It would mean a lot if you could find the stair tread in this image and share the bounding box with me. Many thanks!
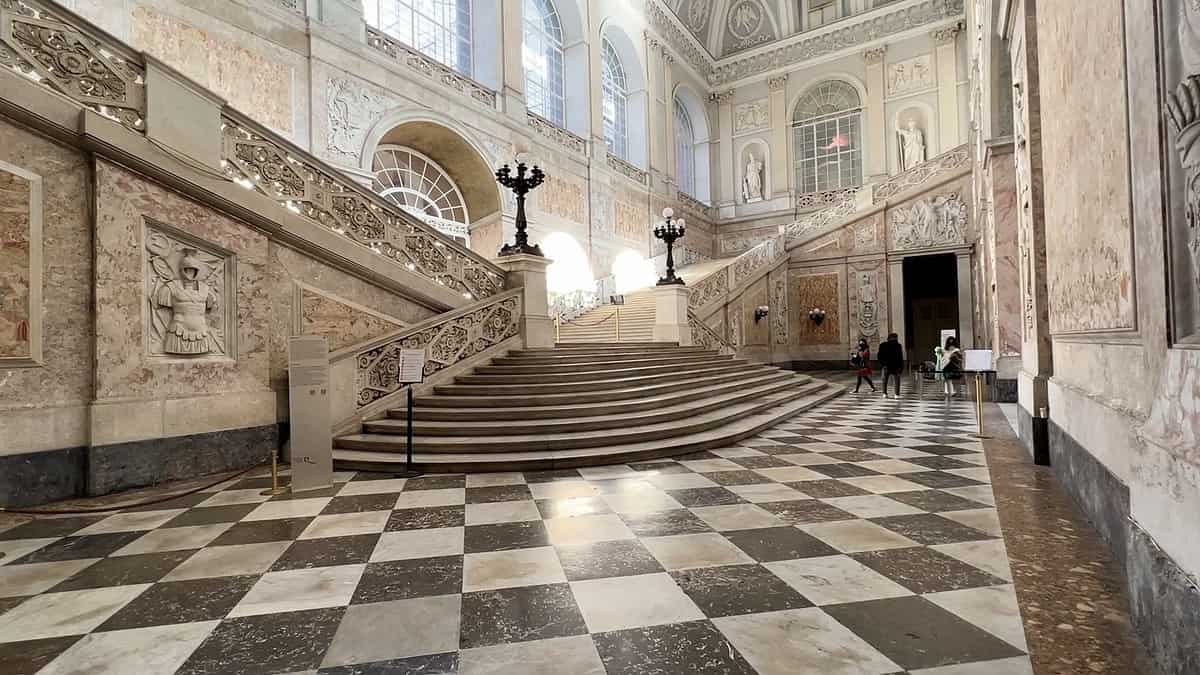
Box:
[441,363,770,392]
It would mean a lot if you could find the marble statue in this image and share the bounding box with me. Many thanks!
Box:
[146,229,228,357]
[743,152,763,202]
[897,118,927,172]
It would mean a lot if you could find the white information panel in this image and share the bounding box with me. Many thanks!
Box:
[964,349,994,372]
[398,348,426,384]
[288,335,332,493]
[939,328,958,348]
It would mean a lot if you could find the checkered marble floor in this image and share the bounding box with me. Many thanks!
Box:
[0,393,1034,675]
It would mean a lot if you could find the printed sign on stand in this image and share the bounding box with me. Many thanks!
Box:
[964,349,994,372]
[288,335,332,493]
[397,348,426,475]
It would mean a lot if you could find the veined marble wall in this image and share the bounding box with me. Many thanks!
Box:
[0,163,36,362]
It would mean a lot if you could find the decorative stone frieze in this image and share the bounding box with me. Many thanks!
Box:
[889,192,968,250]
[771,274,787,345]
[144,221,234,358]
[365,27,497,109]
[526,112,588,156]
[795,187,859,211]
[644,0,714,78]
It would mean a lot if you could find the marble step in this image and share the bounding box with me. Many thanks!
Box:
[343,379,829,453]
[500,348,709,365]
[415,369,797,408]
[476,353,734,375]
[392,370,804,420]
[460,358,746,384]
[433,363,778,398]
[517,343,682,353]
[333,385,845,472]
[378,376,819,435]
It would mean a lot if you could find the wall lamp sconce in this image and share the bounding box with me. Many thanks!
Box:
[808,308,827,325]
[754,306,769,323]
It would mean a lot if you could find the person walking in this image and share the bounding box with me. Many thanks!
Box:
[936,336,964,396]
[851,337,876,393]
[878,333,904,399]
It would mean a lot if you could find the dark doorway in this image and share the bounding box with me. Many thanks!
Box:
[903,254,959,365]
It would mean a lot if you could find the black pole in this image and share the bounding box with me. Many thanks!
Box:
[406,386,414,473]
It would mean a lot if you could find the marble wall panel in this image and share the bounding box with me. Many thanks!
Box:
[989,151,1022,356]
[791,272,842,345]
[0,165,33,360]
[741,277,770,346]
[614,199,649,248]
[535,174,587,226]
[297,285,405,352]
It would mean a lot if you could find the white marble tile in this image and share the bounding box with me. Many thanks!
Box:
[911,656,1034,675]
[0,559,98,597]
[243,497,334,521]
[642,473,719,490]
[947,467,993,483]
[799,520,920,553]
[459,635,605,675]
[766,555,912,605]
[229,564,365,617]
[321,595,461,667]
[298,511,390,539]
[777,453,841,466]
[689,504,786,531]
[925,585,1029,651]
[678,458,743,473]
[466,473,526,488]
[466,500,542,526]
[726,482,808,503]
[0,538,60,567]
[463,546,566,592]
[544,514,634,546]
[640,533,755,570]
[336,479,408,496]
[570,572,704,632]
[371,527,464,562]
[820,495,925,518]
[37,620,218,675]
[931,540,1014,582]
[393,488,465,509]
[0,585,151,641]
[753,466,829,483]
[72,510,187,535]
[714,607,901,675]
[940,508,1004,538]
[113,523,232,556]
[839,475,931,494]
[601,490,683,514]
[528,481,600,501]
[162,542,291,581]
[943,486,997,506]
[710,447,766,459]
[856,459,931,475]
[576,465,638,481]
[194,489,274,507]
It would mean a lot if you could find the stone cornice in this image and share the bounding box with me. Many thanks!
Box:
[643,0,717,81]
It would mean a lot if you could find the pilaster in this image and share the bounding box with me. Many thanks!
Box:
[934,24,963,149]
[500,0,527,123]
[494,255,554,349]
[888,260,906,348]
[956,251,976,348]
[863,47,888,180]
[712,89,736,214]
[768,74,790,199]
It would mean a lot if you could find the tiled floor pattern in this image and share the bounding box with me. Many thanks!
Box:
[0,394,1034,674]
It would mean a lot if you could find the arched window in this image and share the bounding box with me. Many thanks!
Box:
[522,0,565,126]
[674,98,697,196]
[371,145,470,243]
[792,80,863,194]
[601,39,628,160]
[362,0,472,75]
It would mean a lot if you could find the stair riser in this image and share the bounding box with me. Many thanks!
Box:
[435,365,777,397]
[377,379,819,435]
[455,360,753,386]
[495,350,712,365]
[349,383,828,453]
[476,355,733,375]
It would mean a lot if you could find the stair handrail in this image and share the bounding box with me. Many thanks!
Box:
[0,0,507,301]
[688,309,736,356]
[688,232,786,312]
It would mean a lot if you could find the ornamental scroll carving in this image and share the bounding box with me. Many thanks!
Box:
[1165,0,1200,339]
[356,293,521,407]
[689,270,729,311]
[771,274,787,345]
[889,193,968,250]
[0,0,145,132]
[144,223,233,358]
[327,76,388,162]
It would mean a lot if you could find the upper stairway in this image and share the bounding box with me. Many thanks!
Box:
[333,342,843,472]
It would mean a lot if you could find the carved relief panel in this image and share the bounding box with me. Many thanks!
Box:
[535,175,587,224]
[614,200,647,246]
[1163,0,1200,341]
[327,76,391,164]
[848,264,885,342]
[0,161,42,366]
[734,99,769,134]
[145,221,235,359]
[723,0,777,55]
[888,192,969,250]
[886,54,936,98]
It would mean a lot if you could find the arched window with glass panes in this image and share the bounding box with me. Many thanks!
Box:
[674,98,697,196]
[523,0,565,126]
[371,145,470,244]
[792,81,863,195]
[361,0,472,75]
[601,38,628,160]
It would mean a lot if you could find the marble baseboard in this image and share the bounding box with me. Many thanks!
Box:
[0,446,87,507]
[1126,525,1200,675]
[1047,420,1130,567]
[993,378,1018,402]
[1016,405,1049,464]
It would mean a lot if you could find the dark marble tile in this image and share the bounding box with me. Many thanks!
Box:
[386,506,465,531]
[903,455,980,471]
[739,439,782,448]
[535,497,612,519]
[402,475,466,491]
[671,564,812,617]
[0,597,27,616]
[831,439,897,450]
[121,492,214,512]
[269,485,341,501]
[51,550,194,592]
[618,510,713,537]
[522,469,582,483]
[98,575,258,631]
[592,620,756,675]
[271,534,381,571]
[163,504,260,528]
[209,517,313,546]
[665,487,745,507]
[349,471,410,482]
[322,493,403,515]
[760,500,856,525]
[727,455,793,470]
[821,450,891,463]
[352,556,463,604]
[555,539,664,581]
[885,490,988,513]
[807,463,882,479]
[842,432,902,440]
[10,531,144,564]
[0,516,104,541]
[466,485,532,504]
[700,470,772,487]
[823,596,1024,670]
[231,476,292,490]
[871,514,996,545]
[674,451,720,461]
[628,462,692,474]
[318,652,459,674]
[765,434,822,444]
[786,480,872,498]
[464,521,549,553]
[920,435,976,445]
[852,547,1007,594]
[908,444,976,456]
[751,444,810,456]
[722,526,839,562]
[459,583,588,649]
[177,606,345,675]
[896,471,985,489]
[0,636,82,675]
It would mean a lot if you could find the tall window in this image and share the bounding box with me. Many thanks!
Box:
[792,81,863,194]
[805,0,843,30]
[523,0,565,126]
[601,39,628,160]
[674,99,697,196]
[372,146,470,243]
[362,0,472,75]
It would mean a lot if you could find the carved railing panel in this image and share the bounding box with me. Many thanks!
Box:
[730,235,780,287]
[688,268,729,311]
[872,144,970,203]
[527,112,587,156]
[689,310,736,356]
[785,192,859,241]
[688,233,784,312]
[354,290,522,407]
[221,114,506,299]
[606,153,649,186]
[365,27,497,109]
[0,0,146,132]
[677,191,716,220]
[795,187,859,211]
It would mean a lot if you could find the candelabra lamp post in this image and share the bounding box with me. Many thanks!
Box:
[654,208,687,286]
[495,162,545,257]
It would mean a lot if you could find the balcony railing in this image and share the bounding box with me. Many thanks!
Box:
[526,112,588,156]
[364,27,497,109]
[606,153,649,186]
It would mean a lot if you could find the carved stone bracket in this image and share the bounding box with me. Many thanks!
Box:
[932,22,963,45]
[710,89,736,104]
[863,47,888,65]
[767,74,788,91]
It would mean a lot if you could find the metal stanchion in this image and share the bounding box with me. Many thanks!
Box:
[973,371,991,439]
[260,450,289,496]
[555,314,560,343]
[615,305,621,342]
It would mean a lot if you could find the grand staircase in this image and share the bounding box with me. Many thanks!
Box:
[333,343,843,472]
[557,292,655,343]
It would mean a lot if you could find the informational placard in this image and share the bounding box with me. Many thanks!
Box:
[940,328,958,348]
[288,335,332,493]
[398,348,426,384]
[964,349,994,372]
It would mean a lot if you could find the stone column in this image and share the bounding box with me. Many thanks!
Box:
[499,0,527,123]
[662,52,677,183]
[494,255,554,349]
[955,251,975,348]
[646,38,665,179]
[933,25,963,150]
[768,74,790,199]
[863,46,888,180]
[712,89,736,214]
[888,259,906,350]
[653,284,693,345]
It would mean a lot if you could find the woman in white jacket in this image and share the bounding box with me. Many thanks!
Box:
[934,336,963,397]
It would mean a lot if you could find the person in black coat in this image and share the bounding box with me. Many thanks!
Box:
[877,333,905,399]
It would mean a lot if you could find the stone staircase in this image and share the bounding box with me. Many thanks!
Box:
[557,292,655,343]
[333,343,843,472]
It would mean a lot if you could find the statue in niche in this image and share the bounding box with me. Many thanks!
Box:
[743,151,764,202]
[896,118,927,172]
[146,229,227,357]
[1167,0,1200,297]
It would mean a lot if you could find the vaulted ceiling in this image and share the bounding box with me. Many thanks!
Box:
[665,0,793,58]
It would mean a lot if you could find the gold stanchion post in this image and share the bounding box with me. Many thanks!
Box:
[973,372,990,439]
[260,450,289,496]
[554,314,560,343]
[615,305,621,342]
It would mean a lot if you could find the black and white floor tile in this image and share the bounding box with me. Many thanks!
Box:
[0,393,1033,674]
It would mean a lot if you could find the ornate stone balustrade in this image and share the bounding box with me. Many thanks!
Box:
[526,112,588,156]
[365,27,497,109]
[872,143,970,203]
[606,153,649,186]
[795,187,859,211]
[785,193,859,241]
[221,112,506,299]
[688,234,784,312]
[0,0,146,132]
[688,310,736,356]
[676,191,716,220]
[348,289,523,408]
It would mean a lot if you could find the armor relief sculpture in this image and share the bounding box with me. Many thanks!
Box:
[1165,0,1200,341]
[145,221,234,358]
